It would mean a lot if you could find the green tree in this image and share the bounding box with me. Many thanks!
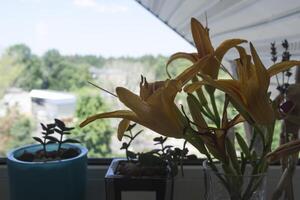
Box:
[73,92,113,157]
[14,48,91,91]
[0,44,33,96]
[14,55,46,90]
[47,61,91,91]
[5,44,32,63]
[0,108,34,155]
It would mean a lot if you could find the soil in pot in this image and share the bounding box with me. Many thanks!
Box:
[116,160,169,178]
[16,147,80,162]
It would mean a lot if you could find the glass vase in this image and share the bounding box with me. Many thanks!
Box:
[203,160,267,200]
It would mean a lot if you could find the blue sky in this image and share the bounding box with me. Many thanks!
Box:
[0,0,194,57]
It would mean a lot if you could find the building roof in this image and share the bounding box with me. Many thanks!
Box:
[29,90,76,104]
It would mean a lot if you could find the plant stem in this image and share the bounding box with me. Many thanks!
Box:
[58,133,63,154]
[209,92,220,128]
[125,149,129,161]
[43,138,47,157]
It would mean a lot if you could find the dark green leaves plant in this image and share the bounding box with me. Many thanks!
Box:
[33,119,80,157]
[120,123,196,177]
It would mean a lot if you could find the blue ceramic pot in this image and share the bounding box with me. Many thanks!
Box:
[7,143,88,200]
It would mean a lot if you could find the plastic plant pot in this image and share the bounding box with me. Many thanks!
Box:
[7,143,88,200]
[105,159,174,200]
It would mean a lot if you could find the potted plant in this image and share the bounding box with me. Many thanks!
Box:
[105,123,195,200]
[79,18,300,200]
[7,119,88,200]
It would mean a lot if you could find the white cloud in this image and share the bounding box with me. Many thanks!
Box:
[73,0,128,13]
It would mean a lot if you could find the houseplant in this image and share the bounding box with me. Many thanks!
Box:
[7,119,88,200]
[268,40,300,200]
[105,123,194,200]
[80,18,300,200]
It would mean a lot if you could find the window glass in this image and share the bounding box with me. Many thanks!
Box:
[0,0,194,158]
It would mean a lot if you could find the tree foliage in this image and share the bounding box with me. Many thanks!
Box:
[0,108,34,155]
[73,91,113,157]
[13,49,91,91]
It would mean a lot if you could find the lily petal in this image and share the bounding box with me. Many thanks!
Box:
[139,77,164,101]
[175,55,212,85]
[80,110,140,127]
[186,76,245,106]
[250,43,269,91]
[268,60,300,77]
[234,46,250,68]
[116,87,150,116]
[166,52,198,77]
[191,17,214,57]
[215,39,247,63]
[118,119,130,141]
[227,114,245,129]
[184,82,202,94]
[267,139,300,162]
[166,52,198,66]
[201,39,248,79]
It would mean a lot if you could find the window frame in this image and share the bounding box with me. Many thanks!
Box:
[0,157,203,166]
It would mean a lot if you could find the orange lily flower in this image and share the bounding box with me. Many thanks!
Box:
[185,43,300,125]
[80,56,213,140]
[167,18,247,79]
[80,79,187,140]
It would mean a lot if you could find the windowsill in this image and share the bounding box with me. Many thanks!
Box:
[1,159,300,200]
[0,157,204,166]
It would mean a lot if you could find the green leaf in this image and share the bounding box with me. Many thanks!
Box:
[153,136,163,142]
[149,149,161,154]
[54,118,65,129]
[54,128,63,134]
[225,138,241,175]
[187,154,197,160]
[62,139,81,144]
[46,123,56,129]
[251,151,258,166]
[127,150,136,159]
[40,123,47,131]
[236,132,251,159]
[240,152,246,175]
[126,123,136,131]
[192,77,208,106]
[187,93,208,128]
[138,152,163,166]
[46,130,54,135]
[185,133,209,156]
[162,145,173,151]
[162,137,168,144]
[33,137,44,144]
[63,127,74,131]
[46,141,56,145]
[44,136,60,143]
[174,147,181,155]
